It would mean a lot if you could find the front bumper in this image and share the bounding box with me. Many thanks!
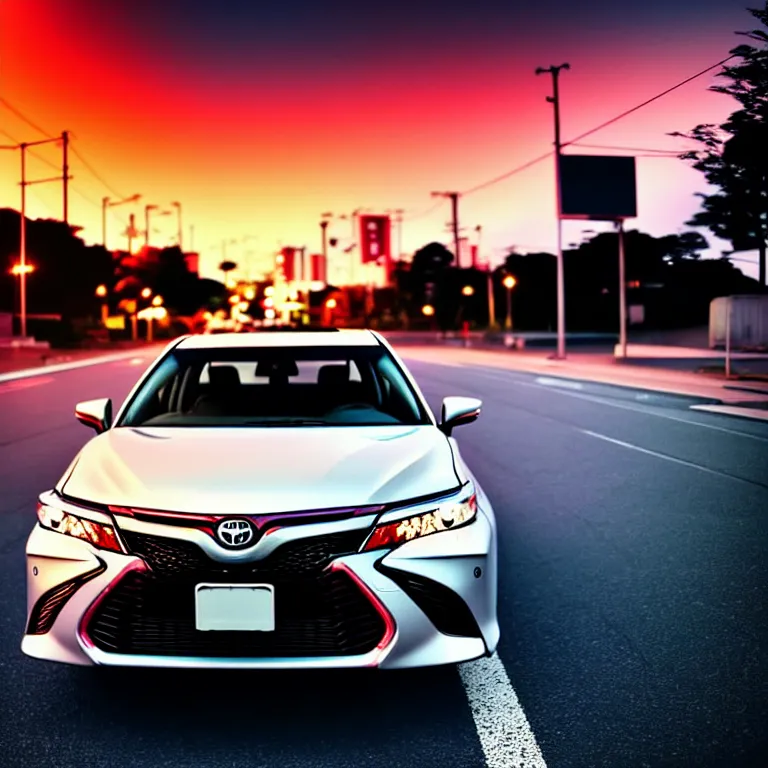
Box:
[22,501,499,669]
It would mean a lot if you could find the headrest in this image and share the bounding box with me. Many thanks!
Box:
[255,358,299,377]
[208,365,240,388]
[318,364,350,388]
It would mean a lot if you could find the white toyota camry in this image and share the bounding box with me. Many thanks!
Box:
[22,330,499,669]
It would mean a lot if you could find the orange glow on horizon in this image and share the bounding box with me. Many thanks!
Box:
[0,0,757,280]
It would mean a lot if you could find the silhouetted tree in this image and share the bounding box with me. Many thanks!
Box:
[671,2,768,285]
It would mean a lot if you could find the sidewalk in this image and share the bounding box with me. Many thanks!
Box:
[394,344,768,408]
[0,342,158,376]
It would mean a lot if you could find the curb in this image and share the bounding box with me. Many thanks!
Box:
[0,350,153,384]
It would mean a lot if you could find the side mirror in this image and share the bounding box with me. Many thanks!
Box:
[439,396,482,437]
[75,398,113,434]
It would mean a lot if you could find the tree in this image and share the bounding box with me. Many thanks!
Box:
[218,260,237,287]
[671,2,768,285]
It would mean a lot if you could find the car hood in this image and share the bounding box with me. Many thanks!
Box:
[60,426,460,514]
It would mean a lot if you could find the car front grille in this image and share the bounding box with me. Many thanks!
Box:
[84,529,387,658]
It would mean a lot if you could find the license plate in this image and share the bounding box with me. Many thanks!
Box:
[195,583,275,631]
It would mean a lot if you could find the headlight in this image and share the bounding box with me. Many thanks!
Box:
[362,491,477,552]
[37,502,122,553]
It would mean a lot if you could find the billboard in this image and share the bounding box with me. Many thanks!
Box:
[559,155,637,221]
[359,215,391,264]
[279,247,296,282]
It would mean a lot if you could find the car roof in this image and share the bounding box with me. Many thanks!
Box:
[175,329,381,350]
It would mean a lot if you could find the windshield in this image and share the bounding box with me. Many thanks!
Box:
[117,344,431,428]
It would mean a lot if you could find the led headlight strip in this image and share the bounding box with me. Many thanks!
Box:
[363,491,477,552]
[37,502,122,553]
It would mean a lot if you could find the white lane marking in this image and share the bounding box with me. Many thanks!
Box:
[458,652,547,768]
[581,429,745,481]
[534,376,583,390]
[471,369,768,443]
[690,404,768,422]
[0,351,151,383]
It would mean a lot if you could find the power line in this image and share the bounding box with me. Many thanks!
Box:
[0,128,62,172]
[402,201,444,221]
[561,54,736,149]
[69,140,127,200]
[569,142,681,154]
[0,97,55,138]
[461,53,737,197]
[462,151,553,196]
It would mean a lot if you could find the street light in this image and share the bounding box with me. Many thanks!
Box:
[102,194,141,249]
[95,284,108,326]
[325,298,337,309]
[422,304,435,317]
[10,263,34,276]
[502,275,517,331]
[171,201,182,249]
[140,287,152,300]
[461,285,474,297]
[152,295,163,307]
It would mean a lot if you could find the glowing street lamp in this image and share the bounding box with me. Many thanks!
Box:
[152,295,164,307]
[502,275,517,330]
[11,263,34,276]
[140,287,152,300]
[461,285,474,297]
[95,284,109,325]
[243,286,256,301]
[422,304,435,317]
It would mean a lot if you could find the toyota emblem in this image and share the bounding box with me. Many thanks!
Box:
[216,519,255,548]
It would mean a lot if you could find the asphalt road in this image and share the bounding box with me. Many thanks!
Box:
[1,349,766,768]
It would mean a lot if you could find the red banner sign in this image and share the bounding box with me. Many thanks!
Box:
[279,247,296,282]
[359,215,391,265]
[311,254,325,283]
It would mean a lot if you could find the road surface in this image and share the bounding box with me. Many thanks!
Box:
[0,348,766,768]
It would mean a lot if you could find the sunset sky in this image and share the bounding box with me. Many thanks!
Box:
[0,0,761,283]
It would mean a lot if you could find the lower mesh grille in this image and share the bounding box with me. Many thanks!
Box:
[27,560,107,635]
[377,564,482,638]
[85,529,386,657]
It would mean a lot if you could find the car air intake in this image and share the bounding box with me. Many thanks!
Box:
[27,560,107,635]
[376,563,482,639]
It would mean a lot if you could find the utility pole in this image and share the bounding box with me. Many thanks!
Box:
[127,213,137,254]
[617,219,628,358]
[431,192,461,267]
[20,143,27,339]
[477,225,496,328]
[172,201,182,250]
[102,197,109,247]
[320,219,329,262]
[15,135,64,338]
[144,204,157,248]
[61,131,69,224]
[102,194,141,249]
[536,62,570,360]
